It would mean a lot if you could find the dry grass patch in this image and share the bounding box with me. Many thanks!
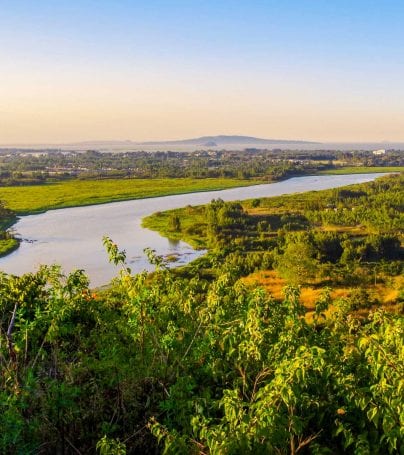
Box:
[242,270,351,309]
[242,270,402,318]
[319,225,368,234]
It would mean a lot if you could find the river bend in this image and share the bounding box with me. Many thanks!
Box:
[0,174,386,286]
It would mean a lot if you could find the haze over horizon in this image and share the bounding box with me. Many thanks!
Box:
[1,1,404,144]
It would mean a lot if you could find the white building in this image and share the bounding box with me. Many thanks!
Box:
[372,149,386,155]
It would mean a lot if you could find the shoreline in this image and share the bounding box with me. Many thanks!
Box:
[0,171,398,262]
[1,179,262,259]
[141,172,402,276]
[317,166,403,175]
[0,238,20,258]
[142,171,399,255]
[9,168,402,217]
[5,178,262,216]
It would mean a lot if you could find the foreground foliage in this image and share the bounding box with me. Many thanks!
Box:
[0,241,402,453]
[0,174,402,453]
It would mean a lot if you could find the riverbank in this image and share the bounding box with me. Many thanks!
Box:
[142,172,402,250]
[0,167,404,215]
[142,206,208,250]
[0,238,19,257]
[0,214,19,257]
[1,174,388,285]
[0,177,260,215]
[143,173,403,314]
[318,166,403,175]
[2,167,402,215]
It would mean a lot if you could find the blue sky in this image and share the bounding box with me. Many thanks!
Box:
[1,0,403,142]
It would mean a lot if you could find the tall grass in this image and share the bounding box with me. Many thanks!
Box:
[0,178,256,214]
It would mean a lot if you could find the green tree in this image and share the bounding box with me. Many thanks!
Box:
[275,237,319,285]
[169,214,181,232]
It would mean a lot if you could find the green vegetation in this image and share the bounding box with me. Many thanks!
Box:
[0,237,402,453]
[0,178,257,214]
[0,202,18,255]
[143,205,209,249]
[144,173,403,308]
[319,166,403,175]
[0,238,19,257]
[0,202,16,231]
[0,148,402,185]
[0,174,402,453]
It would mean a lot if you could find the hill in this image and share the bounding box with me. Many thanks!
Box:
[141,134,318,147]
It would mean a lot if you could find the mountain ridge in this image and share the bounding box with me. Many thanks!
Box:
[140,135,318,146]
[4,137,402,152]
[60,135,318,147]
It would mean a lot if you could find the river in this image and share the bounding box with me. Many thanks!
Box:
[0,174,386,286]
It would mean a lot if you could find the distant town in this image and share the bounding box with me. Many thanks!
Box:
[0,146,402,186]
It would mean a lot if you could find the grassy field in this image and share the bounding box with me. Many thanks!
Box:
[0,178,257,214]
[142,205,208,249]
[318,166,403,175]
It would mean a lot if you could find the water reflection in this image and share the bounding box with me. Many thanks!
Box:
[168,238,181,248]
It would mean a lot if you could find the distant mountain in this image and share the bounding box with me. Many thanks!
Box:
[13,137,404,152]
[39,135,317,152]
[141,135,318,147]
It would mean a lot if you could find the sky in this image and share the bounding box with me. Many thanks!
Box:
[0,0,403,144]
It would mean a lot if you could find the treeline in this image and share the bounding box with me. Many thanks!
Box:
[0,148,402,185]
[0,240,402,453]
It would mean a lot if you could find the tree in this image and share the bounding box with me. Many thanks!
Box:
[169,214,181,232]
[275,237,319,285]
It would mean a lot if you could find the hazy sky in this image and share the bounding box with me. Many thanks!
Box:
[1,0,403,143]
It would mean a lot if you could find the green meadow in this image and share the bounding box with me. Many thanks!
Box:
[0,178,257,214]
[318,166,403,175]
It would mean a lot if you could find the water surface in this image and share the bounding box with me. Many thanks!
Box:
[0,174,385,286]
